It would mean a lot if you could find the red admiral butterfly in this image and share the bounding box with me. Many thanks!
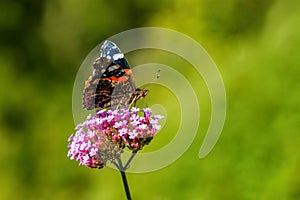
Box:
[83,40,148,110]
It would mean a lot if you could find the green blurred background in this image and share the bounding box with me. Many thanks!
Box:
[1,0,299,199]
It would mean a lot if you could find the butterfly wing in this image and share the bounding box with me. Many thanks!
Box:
[83,41,137,110]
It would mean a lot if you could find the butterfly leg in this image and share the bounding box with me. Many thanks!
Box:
[129,95,138,108]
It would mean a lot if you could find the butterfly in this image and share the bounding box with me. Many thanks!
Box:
[83,40,148,110]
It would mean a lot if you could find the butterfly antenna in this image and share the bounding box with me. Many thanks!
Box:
[155,69,161,80]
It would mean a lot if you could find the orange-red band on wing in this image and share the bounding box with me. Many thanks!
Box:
[102,69,132,82]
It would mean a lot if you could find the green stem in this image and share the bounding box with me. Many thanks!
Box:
[120,170,132,200]
[124,151,137,170]
[117,158,132,200]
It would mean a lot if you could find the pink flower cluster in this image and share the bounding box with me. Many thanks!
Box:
[67,107,163,169]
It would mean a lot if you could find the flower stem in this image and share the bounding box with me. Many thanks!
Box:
[124,151,137,170]
[120,170,132,200]
[117,158,132,200]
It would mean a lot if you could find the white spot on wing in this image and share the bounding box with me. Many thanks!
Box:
[108,65,120,72]
[113,53,124,60]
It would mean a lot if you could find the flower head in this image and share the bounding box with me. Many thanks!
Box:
[67,106,164,169]
[96,106,164,151]
[67,122,122,169]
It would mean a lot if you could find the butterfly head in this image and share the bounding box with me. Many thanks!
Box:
[135,88,149,99]
[128,88,149,107]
